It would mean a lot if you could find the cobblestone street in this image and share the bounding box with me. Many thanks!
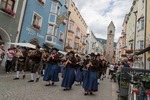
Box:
[0,67,118,100]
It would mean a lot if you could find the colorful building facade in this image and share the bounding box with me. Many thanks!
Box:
[65,0,88,55]
[19,0,70,51]
[0,0,26,66]
[87,30,104,56]
[126,0,138,53]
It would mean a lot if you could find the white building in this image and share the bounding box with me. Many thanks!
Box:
[115,37,123,63]
[87,29,104,55]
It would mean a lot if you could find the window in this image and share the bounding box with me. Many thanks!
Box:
[32,12,42,30]
[76,29,80,36]
[92,43,95,48]
[49,1,60,23]
[47,24,55,35]
[1,0,15,10]
[64,0,68,8]
[50,1,60,14]
[1,0,16,16]
[142,0,144,9]
[141,19,144,30]
[138,18,144,30]
[59,32,64,42]
[139,40,144,49]
[49,14,57,23]
[110,30,113,34]
[46,35,53,41]
[67,39,72,46]
[74,43,79,49]
[80,35,82,42]
[37,0,46,5]
[130,43,133,50]
[69,23,74,31]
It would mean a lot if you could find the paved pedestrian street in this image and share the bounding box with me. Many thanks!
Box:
[0,72,118,100]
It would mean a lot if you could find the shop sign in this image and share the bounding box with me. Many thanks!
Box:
[26,27,44,39]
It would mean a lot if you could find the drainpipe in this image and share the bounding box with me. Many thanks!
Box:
[133,11,137,54]
[18,0,28,42]
[144,0,147,69]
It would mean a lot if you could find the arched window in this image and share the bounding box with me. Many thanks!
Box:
[110,30,113,34]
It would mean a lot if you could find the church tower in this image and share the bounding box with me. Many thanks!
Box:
[106,21,115,63]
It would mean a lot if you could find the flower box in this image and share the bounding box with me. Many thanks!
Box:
[33,24,40,30]
[75,35,80,39]
[121,54,127,57]
[82,42,86,45]
[126,50,133,54]
[59,39,63,42]
[65,45,72,49]
[38,0,44,5]
[2,8,15,16]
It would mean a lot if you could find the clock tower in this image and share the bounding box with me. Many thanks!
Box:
[106,21,115,63]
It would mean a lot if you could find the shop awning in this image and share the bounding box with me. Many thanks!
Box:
[134,46,150,55]
[8,43,36,49]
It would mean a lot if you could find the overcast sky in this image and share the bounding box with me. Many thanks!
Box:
[73,0,133,42]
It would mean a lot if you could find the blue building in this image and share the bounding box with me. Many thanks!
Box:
[19,0,70,51]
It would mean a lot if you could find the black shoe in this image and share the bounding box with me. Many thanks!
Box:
[63,88,68,91]
[84,93,89,95]
[13,77,19,80]
[41,75,44,77]
[52,82,54,85]
[28,80,34,82]
[36,78,40,82]
[45,83,51,86]
[63,88,69,91]
[116,91,119,93]
[23,75,25,79]
[90,92,93,95]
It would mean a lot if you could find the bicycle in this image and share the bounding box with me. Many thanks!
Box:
[127,72,150,100]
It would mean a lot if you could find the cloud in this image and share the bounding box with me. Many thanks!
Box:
[73,0,133,42]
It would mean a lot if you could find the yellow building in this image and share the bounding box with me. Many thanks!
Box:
[65,0,88,55]
[126,0,138,53]
[146,0,150,69]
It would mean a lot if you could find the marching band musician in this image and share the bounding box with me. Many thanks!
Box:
[41,49,49,76]
[75,55,83,85]
[43,48,59,86]
[96,53,103,83]
[14,47,27,80]
[61,51,77,91]
[83,52,98,95]
[28,45,42,82]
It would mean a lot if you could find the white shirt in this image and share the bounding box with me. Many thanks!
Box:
[109,64,114,71]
